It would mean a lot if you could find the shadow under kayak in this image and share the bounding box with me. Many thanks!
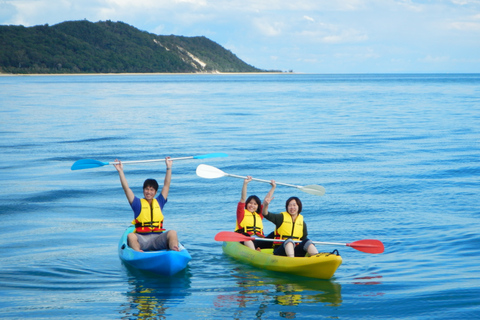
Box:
[222,241,342,280]
[118,226,191,276]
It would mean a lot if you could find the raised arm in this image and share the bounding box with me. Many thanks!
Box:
[114,159,135,204]
[160,156,173,199]
[240,176,253,203]
[262,181,276,217]
[262,197,272,217]
[264,180,276,204]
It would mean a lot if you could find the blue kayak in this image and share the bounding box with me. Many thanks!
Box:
[118,226,191,276]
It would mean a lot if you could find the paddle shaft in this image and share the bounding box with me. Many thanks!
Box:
[214,231,384,254]
[111,156,195,165]
[195,164,325,196]
[253,237,383,253]
[72,153,229,170]
[241,236,348,247]
[225,173,300,189]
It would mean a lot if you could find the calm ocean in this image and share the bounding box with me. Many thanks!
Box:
[0,73,479,319]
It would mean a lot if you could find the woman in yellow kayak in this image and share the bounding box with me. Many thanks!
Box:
[262,195,318,257]
[235,176,276,250]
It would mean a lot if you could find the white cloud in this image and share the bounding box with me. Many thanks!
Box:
[418,55,450,63]
[448,12,480,31]
[252,18,284,36]
[303,15,315,22]
[105,0,206,8]
[324,28,368,43]
[175,0,208,4]
[334,48,380,60]
[450,0,480,5]
[1,0,480,72]
[449,21,480,31]
[295,22,368,44]
[395,0,424,12]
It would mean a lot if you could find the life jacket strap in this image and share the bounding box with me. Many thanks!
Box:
[134,221,165,233]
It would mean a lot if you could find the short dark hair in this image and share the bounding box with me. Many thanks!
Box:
[286,197,302,214]
[143,179,159,191]
[245,195,262,213]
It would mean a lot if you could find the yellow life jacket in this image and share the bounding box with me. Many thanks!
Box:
[235,209,264,237]
[274,212,304,245]
[132,198,165,233]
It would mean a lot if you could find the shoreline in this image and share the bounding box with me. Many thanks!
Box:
[2,72,478,77]
[0,71,293,77]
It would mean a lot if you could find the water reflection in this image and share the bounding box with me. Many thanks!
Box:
[119,265,191,319]
[353,274,383,285]
[352,274,385,297]
[215,268,342,318]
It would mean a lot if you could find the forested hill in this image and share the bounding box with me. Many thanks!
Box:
[0,20,265,74]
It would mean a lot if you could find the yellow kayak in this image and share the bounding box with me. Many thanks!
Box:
[222,241,342,279]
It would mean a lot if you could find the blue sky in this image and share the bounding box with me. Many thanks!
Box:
[2,0,480,73]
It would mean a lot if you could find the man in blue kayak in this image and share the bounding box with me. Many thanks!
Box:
[114,157,180,252]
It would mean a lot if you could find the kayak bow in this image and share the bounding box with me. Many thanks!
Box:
[118,226,191,276]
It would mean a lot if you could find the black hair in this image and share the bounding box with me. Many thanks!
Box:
[285,196,302,214]
[245,195,262,213]
[143,179,159,191]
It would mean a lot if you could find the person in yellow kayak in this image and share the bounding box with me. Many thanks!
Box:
[262,196,318,257]
[114,157,180,252]
[235,176,276,250]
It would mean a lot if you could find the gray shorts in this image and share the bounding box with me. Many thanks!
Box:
[135,231,170,251]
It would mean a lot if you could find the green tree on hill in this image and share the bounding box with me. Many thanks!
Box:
[0,20,264,74]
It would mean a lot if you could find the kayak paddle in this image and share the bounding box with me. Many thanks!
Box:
[214,231,384,254]
[71,152,228,170]
[196,164,325,196]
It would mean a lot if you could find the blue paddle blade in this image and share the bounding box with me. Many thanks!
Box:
[71,159,109,170]
[193,153,228,159]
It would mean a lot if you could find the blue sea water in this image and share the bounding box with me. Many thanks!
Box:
[0,73,479,319]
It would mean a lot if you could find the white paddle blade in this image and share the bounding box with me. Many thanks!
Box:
[196,164,226,179]
[299,185,326,196]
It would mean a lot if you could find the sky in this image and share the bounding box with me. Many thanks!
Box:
[1,0,480,73]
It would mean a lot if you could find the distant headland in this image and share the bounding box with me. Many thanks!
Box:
[0,20,281,74]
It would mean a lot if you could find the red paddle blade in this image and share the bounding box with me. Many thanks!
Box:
[214,231,254,242]
[347,239,384,254]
